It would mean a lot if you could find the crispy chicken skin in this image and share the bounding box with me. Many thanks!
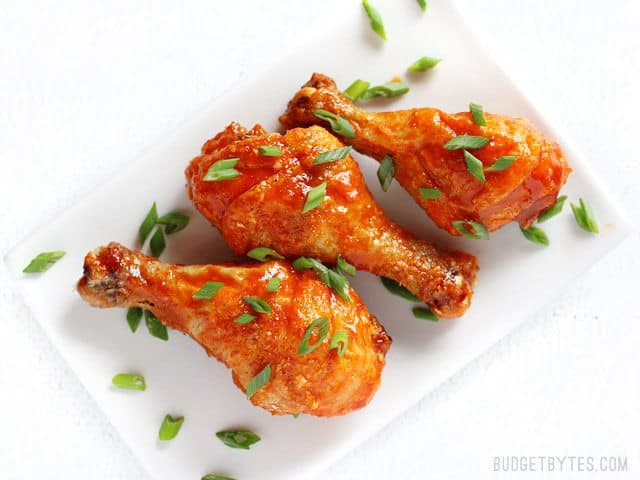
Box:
[186,123,477,318]
[280,73,571,235]
[77,242,390,417]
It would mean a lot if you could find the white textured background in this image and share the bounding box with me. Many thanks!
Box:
[0,0,638,479]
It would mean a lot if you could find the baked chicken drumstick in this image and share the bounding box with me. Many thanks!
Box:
[77,242,390,417]
[280,73,571,236]
[186,122,477,318]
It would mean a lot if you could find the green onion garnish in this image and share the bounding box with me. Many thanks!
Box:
[157,212,190,235]
[344,80,371,101]
[193,281,224,299]
[452,220,490,240]
[216,429,261,450]
[292,413,301,419]
[149,227,166,257]
[258,145,282,157]
[266,277,281,292]
[416,0,427,12]
[126,307,143,333]
[407,56,441,72]
[22,251,66,273]
[312,109,356,138]
[419,187,441,199]
[380,277,419,301]
[293,257,351,302]
[571,198,599,233]
[485,155,518,172]
[313,146,352,165]
[158,415,184,441]
[247,246,284,262]
[297,317,330,355]
[302,182,327,214]
[112,373,146,391]
[444,135,490,150]
[336,254,356,277]
[139,202,158,245]
[463,150,486,183]
[329,330,349,356]
[360,82,410,101]
[520,225,550,246]
[144,310,168,341]
[469,103,487,126]
[412,306,439,321]
[377,154,395,192]
[204,158,241,182]
[234,313,256,324]
[202,475,237,480]
[537,195,567,223]
[242,296,272,314]
[362,0,386,40]
[245,364,271,399]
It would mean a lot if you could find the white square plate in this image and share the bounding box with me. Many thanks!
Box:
[5,1,631,479]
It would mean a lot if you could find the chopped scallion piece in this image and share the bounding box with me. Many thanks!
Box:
[139,202,158,245]
[302,182,327,214]
[234,313,256,324]
[204,158,241,182]
[416,0,427,12]
[202,475,237,480]
[258,145,282,157]
[297,317,330,355]
[149,227,166,257]
[216,429,261,449]
[362,0,386,40]
[157,212,190,234]
[537,195,567,223]
[293,257,351,302]
[144,310,168,341]
[22,251,66,273]
[193,281,224,299]
[312,109,356,138]
[360,82,410,101]
[344,80,371,101]
[336,254,356,277]
[313,146,352,165]
[377,154,395,192]
[412,306,439,321]
[247,246,284,262]
[407,56,441,72]
[245,364,271,399]
[380,277,419,301]
[419,187,441,199]
[242,296,272,314]
[126,307,143,333]
[469,102,487,126]
[452,220,489,240]
[158,415,184,441]
[520,225,550,246]
[571,198,599,233]
[112,373,146,391]
[463,150,486,182]
[329,330,349,356]
[485,155,518,172]
[266,277,281,292]
[444,135,490,150]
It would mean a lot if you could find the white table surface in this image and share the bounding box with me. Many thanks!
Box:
[0,1,638,479]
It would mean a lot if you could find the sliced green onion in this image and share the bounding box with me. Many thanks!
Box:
[234,313,256,324]
[245,364,271,399]
[464,150,486,183]
[112,373,146,391]
[416,0,427,12]
[312,109,356,138]
[266,277,281,292]
[485,155,518,172]
[313,146,352,165]
[329,330,349,356]
[193,281,224,300]
[149,227,166,257]
[202,475,237,480]
[377,154,395,192]
[293,257,351,302]
[22,251,66,273]
[419,187,441,199]
[204,158,241,182]
[344,80,370,101]
[412,306,439,321]
[126,307,143,333]
[144,310,168,341]
[444,135,490,150]
[360,82,410,101]
[158,415,184,441]
[407,56,441,72]
[139,202,158,245]
[537,195,567,223]
[469,102,487,126]
[380,277,419,301]
[452,220,490,240]
[336,254,356,277]
[297,317,330,355]
[258,145,282,157]
[247,246,284,262]
[362,0,386,40]
[520,225,550,246]
[292,413,301,419]
[302,182,327,214]
[571,198,599,233]
[157,212,190,234]
[242,296,272,314]
[216,430,261,450]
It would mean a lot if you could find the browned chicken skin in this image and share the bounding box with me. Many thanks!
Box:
[280,73,571,235]
[77,242,390,417]
[186,123,477,318]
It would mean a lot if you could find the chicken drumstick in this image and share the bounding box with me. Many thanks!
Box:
[186,122,477,318]
[77,242,390,417]
[280,73,571,236]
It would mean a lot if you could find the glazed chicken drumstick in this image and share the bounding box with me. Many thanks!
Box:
[280,73,571,236]
[186,122,477,318]
[77,242,390,417]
